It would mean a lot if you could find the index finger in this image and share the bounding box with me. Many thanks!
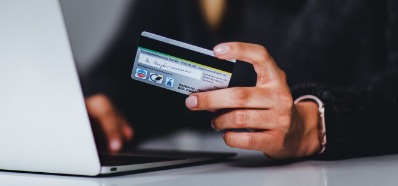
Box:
[185,87,274,111]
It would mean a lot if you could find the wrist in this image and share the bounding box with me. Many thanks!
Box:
[295,100,322,157]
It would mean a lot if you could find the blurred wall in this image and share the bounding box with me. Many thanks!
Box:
[60,0,135,75]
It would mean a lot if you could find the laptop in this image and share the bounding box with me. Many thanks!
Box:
[0,0,235,176]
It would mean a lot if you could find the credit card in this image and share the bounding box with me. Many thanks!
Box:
[131,31,235,95]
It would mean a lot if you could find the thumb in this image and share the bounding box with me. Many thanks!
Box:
[213,42,281,85]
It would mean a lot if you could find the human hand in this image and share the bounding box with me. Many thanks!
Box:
[185,42,321,159]
[85,94,133,152]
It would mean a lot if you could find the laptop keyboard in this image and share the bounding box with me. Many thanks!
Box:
[100,155,185,166]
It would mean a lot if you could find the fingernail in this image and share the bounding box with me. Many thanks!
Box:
[214,44,230,55]
[185,96,198,108]
[222,132,226,139]
[211,120,221,132]
[124,126,133,140]
[210,120,216,130]
[110,140,121,151]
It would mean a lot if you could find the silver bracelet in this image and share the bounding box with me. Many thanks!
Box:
[294,95,327,154]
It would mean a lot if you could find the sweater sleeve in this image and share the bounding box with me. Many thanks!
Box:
[292,0,398,160]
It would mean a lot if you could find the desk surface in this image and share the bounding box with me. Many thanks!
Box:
[1,130,398,186]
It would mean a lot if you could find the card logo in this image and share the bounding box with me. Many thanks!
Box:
[149,73,163,84]
[135,68,147,79]
[165,77,175,87]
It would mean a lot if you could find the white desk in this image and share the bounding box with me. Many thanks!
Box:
[1,131,398,186]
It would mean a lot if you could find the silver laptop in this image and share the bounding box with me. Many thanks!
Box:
[0,0,235,176]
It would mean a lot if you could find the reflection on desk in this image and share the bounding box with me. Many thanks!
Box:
[1,130,398,186]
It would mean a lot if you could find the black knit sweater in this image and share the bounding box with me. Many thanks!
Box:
[81,0,398,160]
